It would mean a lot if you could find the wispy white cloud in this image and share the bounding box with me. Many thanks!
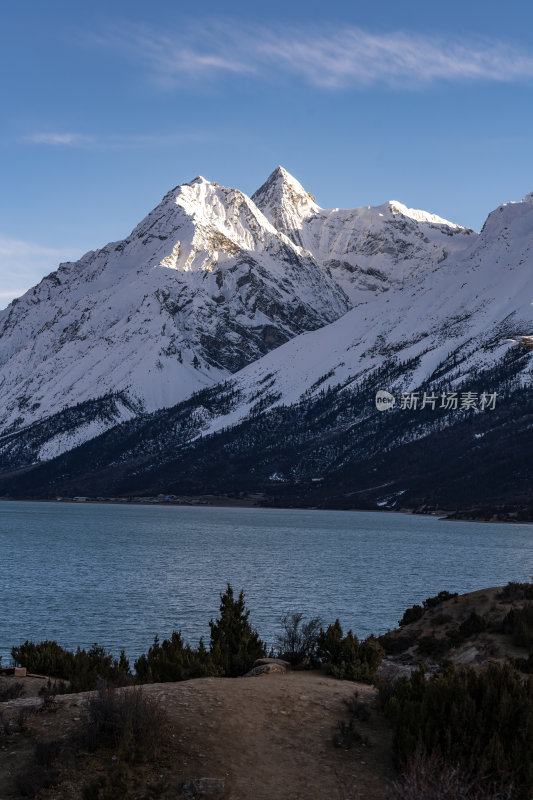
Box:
[25,132,96,146]
[93,21,533,89]
[91,24,254,85]
[0,235,81,310]
[23,131,213,149]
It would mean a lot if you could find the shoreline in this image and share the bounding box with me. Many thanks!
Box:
[1,495,531,525]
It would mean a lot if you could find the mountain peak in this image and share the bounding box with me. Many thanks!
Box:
[254,165,318,203]
[267,165,290,181]
[251,167,320,245]
[1,169,531,491]
[383,200,464,228]
[266,165,307,190]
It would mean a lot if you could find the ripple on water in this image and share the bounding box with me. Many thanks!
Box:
[0,502,532,661]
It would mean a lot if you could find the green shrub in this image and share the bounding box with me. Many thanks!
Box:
[380,663,533,799]
[134,633,216,683]
[317,620,384,683]
[0,681,24,702]
[12,640,75,679]
[209,584,266,677]
[422,591,458,610]
[398,592,458,628]
[378,629,420,655]
[316,619,346,663]
[71,645,131,692]
[499,582,533,601]
[399,604,425,627]
[416,634,450,658]
[445,611,488,649]
[12,640,131,692]
[458,611,487,638]
[503,604,533,647]
[432,613,453,626]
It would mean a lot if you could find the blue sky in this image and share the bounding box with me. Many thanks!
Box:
[2,0,533,307]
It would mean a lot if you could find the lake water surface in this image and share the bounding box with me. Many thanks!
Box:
[1,501,532,664]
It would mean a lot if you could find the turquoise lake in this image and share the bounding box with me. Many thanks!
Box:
[1,501,532,664]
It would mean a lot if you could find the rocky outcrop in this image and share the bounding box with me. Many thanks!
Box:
[245,658,290,677]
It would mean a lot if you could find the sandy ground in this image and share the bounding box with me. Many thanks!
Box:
[0,671,395,800]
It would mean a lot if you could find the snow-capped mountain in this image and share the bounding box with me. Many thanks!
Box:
[0,168,531,515]
[252,166,475,300]
[0,171,351,451]
[200,186,533,430]
[66,184,533,470]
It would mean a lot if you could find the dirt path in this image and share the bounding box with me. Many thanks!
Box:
[145,672,394,800]
[0,672,395,799]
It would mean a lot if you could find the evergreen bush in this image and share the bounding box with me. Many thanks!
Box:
[209,584,266,677]
[422,591,458,610]
[134,633,216,683]
[380,663,533,798]
[317,620,384,682]
[399,605,425,626]
[379,629,420,655]
[11,640,131,692]
[503,603,533,647]
[399,592,458,627]
[416,634,450,658]
[499,582,533,602]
